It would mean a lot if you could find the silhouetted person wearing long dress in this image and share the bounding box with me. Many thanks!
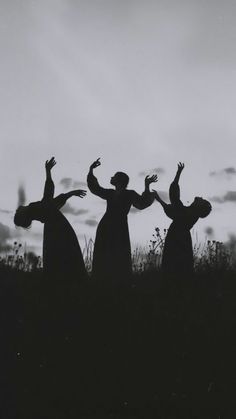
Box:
[152,163,212,275]
[14,157,87,279]
[87,158,157,280]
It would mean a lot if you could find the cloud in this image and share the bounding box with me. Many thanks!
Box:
[17,184,26,207]
[60,178,87,189]
[225,168,236,175]
[60,177,73,189]
[85,219,98,227]
[61,203,89,216]
[130,207,139,214]
[204,226,214,237]
[210,167,236,178]
[0,208,12,214]
[0,222,12,252]
[210,191,236,204]
[73,181,87,188]
[139,167,165,177]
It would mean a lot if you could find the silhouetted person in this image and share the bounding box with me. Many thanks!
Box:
[87,158,157,280]
[14,157,87,279]
[152,162,212,274]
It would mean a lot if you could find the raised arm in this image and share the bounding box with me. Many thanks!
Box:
[169,162,184,205]
[53,190,86,210]
[43,157,56,201]
[132,174,158,210]
[87,158,111,200]
[152,190,174,220]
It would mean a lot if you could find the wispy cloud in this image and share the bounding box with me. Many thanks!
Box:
[85,219,98,227]
[204,226,214,237]
[210,191,236,203]
[209,167,236,178]
[60,178,87,189]
[138,167,165,177]
[60,178,73,189]
[74,181,87,189]
[0,208,12,214]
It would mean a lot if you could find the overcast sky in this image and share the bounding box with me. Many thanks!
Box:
[1,0,236,255]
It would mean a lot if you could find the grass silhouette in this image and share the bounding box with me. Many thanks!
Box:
[0,229,235,418]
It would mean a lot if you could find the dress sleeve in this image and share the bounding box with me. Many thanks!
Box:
[163,204,175,220]
[132,190,154,210]
[42,178,55,202]
[87,171,111,200]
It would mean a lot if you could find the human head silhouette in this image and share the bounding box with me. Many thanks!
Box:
[14,206,32,228]
[191,197,212,218]
[110,172,129,189]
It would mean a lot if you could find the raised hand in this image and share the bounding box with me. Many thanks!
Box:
[90,158,101,170]
[177,162,185,172]
[145,174,158,186]
[45,157,56,172]
[73,190,87,198]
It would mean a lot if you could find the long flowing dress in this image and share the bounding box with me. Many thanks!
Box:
[29,178,86,279]
[87,172,153,279]
[162,181,199,274]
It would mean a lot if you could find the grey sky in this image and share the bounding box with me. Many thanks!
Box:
[1,0,236,254]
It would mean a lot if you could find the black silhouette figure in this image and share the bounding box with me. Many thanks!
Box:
[14,157,87,278]
[152,163,212,274]
[87,158,157,279]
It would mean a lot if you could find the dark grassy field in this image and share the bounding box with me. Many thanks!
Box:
[1,266,236,418]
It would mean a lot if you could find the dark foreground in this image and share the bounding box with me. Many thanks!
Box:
[1,267,236,419]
